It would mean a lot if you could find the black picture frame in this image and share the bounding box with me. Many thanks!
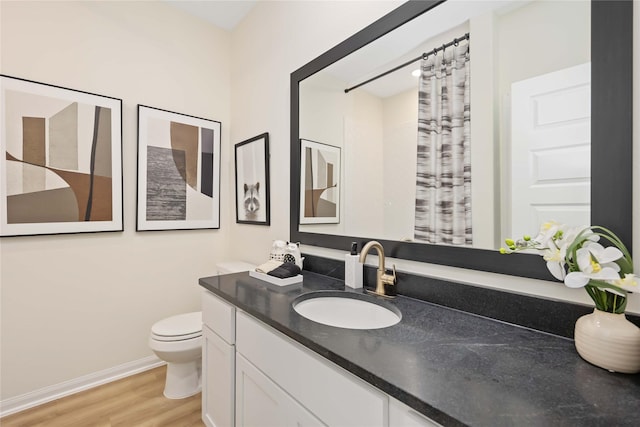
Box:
[235,133,270,225]
[136,105,221,231]
[0,74,123,237]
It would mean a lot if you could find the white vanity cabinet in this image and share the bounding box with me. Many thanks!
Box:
[202,290,442,427]
[202,291,236,427]
[235,311,387,427]
[235,353,325,427]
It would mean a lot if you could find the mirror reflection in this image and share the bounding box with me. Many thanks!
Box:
[299,0,590,251]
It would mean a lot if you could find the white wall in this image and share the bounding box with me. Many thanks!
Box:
[0,0,232,401]
[344,90,385,237]
[227,0,403,260]
[382,88,417,241]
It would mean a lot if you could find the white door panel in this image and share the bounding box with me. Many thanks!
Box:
[532,145,590,183]
[510,62,590,238]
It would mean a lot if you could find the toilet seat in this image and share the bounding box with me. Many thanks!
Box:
[151,311,202,342]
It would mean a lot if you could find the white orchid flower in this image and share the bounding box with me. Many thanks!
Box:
[534,221,564,249]
[502,221,633,314]
[564,243,623,288]
[540,226,581,280]
[542,239,567,280]
[611,274,639,293]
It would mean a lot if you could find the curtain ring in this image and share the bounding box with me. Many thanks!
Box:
[454,38,459,47]
[433,48,438,57]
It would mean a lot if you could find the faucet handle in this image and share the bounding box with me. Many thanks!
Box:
[381,264,397,285]
[379,264,397,297]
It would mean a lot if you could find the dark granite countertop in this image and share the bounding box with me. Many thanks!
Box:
[199,271,640,427]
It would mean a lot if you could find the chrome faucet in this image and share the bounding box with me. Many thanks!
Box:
[359,241,396,297]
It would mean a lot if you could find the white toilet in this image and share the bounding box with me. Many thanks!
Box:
[149,311,203,399]
[149,261,254,399]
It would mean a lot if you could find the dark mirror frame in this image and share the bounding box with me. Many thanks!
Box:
[290,0,632,281]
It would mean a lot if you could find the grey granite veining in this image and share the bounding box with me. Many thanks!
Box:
[199,271,640,427]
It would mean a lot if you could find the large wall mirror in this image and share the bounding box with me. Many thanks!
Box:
[290,0,632,280]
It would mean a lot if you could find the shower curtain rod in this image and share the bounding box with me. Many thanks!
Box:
[344,32,470,94]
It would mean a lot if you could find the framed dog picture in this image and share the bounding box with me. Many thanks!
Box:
[136,105,221,231]
[299,139,340,224]
[235,133,270,225]
[0,75,123,237]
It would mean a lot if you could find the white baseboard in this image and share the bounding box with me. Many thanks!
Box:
[0,355,165,418]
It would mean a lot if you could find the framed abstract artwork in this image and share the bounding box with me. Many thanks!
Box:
[235,133,270,225]
[299,139,340,224]
[0,75,123,237]
[136,105,221,231]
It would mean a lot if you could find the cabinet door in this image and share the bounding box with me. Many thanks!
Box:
[236,354,325,427]
[202,290,235,344]
[236,311,386,426]
[389,398,442,427]
[202,326,235,427]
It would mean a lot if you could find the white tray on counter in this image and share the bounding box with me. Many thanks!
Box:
[249,270,303,288]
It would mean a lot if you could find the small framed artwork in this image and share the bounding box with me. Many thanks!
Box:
[235,133,270,225]
[136,105,221,231]
[299,139,340,224]
[0,75,123,237]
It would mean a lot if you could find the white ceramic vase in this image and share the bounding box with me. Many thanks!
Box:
[574,309,640,374]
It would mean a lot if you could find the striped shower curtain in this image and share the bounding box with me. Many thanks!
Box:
[414,42,472,245]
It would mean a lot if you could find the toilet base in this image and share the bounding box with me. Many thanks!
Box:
[163,358,202,399]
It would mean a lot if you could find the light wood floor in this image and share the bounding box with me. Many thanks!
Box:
[0,366,205,427]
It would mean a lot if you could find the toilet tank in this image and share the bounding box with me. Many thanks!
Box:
[216,261,255,275]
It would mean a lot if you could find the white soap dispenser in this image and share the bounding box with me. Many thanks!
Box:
[344,242,363,289]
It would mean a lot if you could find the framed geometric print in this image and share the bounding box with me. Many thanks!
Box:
[0,75,123,237]
[299,139,340,224]
[136,105,221,231]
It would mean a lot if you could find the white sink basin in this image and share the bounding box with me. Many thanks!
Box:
[292,291,401,330]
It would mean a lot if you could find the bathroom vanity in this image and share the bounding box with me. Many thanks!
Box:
[199,270,640,427]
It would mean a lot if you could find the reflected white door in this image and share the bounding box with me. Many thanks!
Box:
[510,62,590,238]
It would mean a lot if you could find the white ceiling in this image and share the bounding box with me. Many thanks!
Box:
[164,0,256,30]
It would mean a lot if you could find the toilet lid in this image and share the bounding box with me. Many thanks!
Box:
[151,311,202,339]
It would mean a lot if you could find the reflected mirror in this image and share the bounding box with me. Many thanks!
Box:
[290,0,632,280]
